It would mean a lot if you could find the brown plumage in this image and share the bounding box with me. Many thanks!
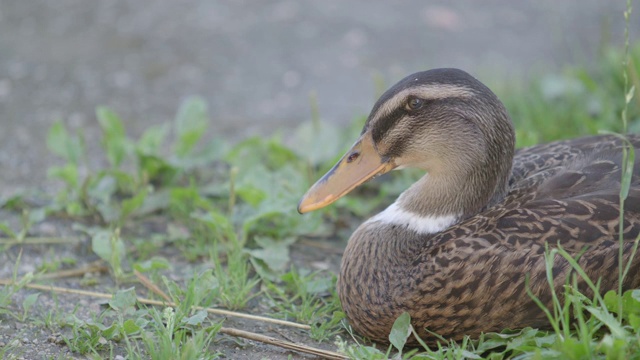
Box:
[298,68,640,344]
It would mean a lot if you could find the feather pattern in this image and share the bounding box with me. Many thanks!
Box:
[304,68,640,344]
[339,133,640,343]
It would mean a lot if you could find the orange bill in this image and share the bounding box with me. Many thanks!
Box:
[298,132,396,213]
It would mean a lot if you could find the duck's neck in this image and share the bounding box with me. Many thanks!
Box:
[374,147,514,235]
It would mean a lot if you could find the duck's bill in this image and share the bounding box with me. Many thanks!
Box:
[297,132,396,213]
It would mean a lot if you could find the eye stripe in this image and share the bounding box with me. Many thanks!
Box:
[371,107,407,144]
[367,84,474,134]
[365,84,476,159]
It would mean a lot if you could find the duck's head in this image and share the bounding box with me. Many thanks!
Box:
[298,68,515,216]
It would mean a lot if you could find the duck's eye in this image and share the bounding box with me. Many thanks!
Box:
[407,97,424,110]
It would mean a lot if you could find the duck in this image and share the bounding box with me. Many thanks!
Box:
[298,68,640,344]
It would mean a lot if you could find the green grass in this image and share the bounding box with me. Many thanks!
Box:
[0,28,640,360]
[264,268,344,341]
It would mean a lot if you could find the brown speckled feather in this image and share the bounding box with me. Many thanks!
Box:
[339,133,640,343]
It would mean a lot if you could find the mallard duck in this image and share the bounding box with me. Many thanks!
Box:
[298,68,640,343]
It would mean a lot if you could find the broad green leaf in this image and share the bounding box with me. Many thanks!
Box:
[88,175,116,204]
[120,189,148,221]
[137,123,169,155]
[97,107,126,138]
[47,120,70,159]
[604,290,619,313]
[305,276,333,294]
[47,120,84,164]
[629,313,640,330]
[476,338,510,354]
[106,169,137,193]
[247,236,294,274]
[87,175,120,222]
[170,186,211,216]
[122,319,141,335]
[101,322,118,339]
[345,345,387,359]
[585,306,626,338]
[135,317,149,330]
[63,314,85,327]
[174,96,208,157]
[91,229,125,264]
[108,287,138,312]
[599,334,627,360]
[137,153,176,185]
[47,163,79,188]
[459,350,483,359]
[97,107,130,168]
[134,257,171,272]
[621,289,640,316]
[183,310,208,326]
[388,312,411,353]
[135,189,171,216]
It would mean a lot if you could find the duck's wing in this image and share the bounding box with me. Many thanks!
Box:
[434,134,640,248]
[510,134,640,185]
[413,135,640,339]
[426,133,640,292]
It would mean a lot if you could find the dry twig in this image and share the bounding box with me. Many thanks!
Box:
[219,327,348,360]
[38,261,108,280]
[133,270,171,302]
[0,280,310,330]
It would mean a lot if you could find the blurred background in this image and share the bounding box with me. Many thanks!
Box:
[1,0,638,195]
